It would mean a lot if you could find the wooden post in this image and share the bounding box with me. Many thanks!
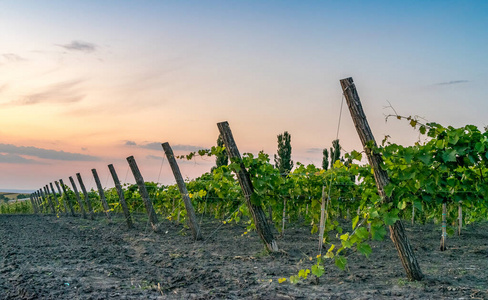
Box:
[41,189,49,214]
[281,197,286,236]
[69,176,87,219]
[29,194,39,214]
[340,77,423,281]
[458,201,462,236]
[108,164,133,229]
[440,202,447,251]
[35,191,42,213]
[126,156,159,231]
[162,142,203,240]
[49,182,62,214]
[59,179,76,216]
[43,185,56,214]
[411,203,415,225]
[217,121,278,252]
[38,189,45,213]
[55,181,69,216]
[76,173,95,220]
[32,193,40,213]
[318,186,328,252]
[92,169,112,221]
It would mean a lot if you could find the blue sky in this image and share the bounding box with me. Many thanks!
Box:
[0,1,487,190]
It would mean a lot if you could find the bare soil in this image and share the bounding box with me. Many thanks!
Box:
[0,214,487,299]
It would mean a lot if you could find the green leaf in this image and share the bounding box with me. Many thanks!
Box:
[371,225,387,241]
[356,226,370,239]
[357,242,372,258]
[289,275,299,284]
[384,184,394,197]
[397,201,407,210]
[341,239,353,248]
[335,256,348,270]
[383,210,399,226]
[442,150,457,162]
[298,269,310,279]
[352,215,360,230]
[311,264,325,277]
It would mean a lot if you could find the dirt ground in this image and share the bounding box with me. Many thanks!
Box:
[0,214,487,300]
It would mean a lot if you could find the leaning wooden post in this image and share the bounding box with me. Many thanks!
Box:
[55,181,69,216]
[440,202,447,251]
[29,194,39,214]
[126,156,159,231]
[217,121,278,252]
[35,190,43,213]
[457,201,462,236]
[318,186,328,252]
[69,176,87,219]
[32,193,40,213]
[76,173,95,220]
[281,197,286,236]
[108,164,133,228]
[341,77,423,281]
[38,190,47,214]
[411,203,415,225]
[43,185,56,214]
[59,179,76,216]
[91,169,112,221]
[49,182,62,214]
[162,142,203,240]
[39,188,47,213]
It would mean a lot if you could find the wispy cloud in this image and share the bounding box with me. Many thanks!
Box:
[2,53,27,62]
[126,141,204,152]
[139,142,163,151]
[2,79,85,107]
[57,40,97,53]
[171,144,205,152]
[0,153,47,164]
[306,148,323,153]
[434,80,469,86]
[0,144,100,161]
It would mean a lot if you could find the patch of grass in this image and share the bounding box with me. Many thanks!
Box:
[255,248,270,258]
[396,278,425,288]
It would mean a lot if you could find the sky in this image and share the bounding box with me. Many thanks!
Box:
[1,1,487,192]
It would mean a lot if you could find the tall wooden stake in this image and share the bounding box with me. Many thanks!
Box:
[318,186,328,252]
[108,164,133,229]
[76,173,95,220]
[126,156,159,231]
[440,202,447,251]
[281,197,287,236]
[458,201,462,236]
[341,77,423,281]
[49,182,62,214]
[59,179,75,216]
[162,142,203,240]
[411,203,415,225]
[217,121,278,252]
[69,176,87,219]
[43,185,56,214]
[35,190,43,213]
[55,181,69,216]
[29,194,39,214]
[38,190,47,214]
[91,169,112,221]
